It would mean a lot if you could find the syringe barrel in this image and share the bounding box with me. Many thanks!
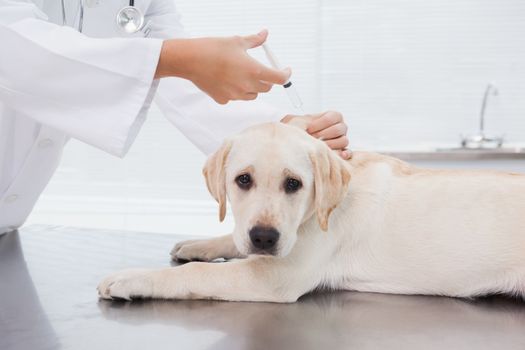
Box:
[285,83,304,111]
[263,43,304,111]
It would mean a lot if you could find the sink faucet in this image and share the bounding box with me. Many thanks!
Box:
[461,83,504,149]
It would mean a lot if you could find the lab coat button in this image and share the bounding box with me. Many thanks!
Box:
[38,139,54,148]
[4,194,19,203]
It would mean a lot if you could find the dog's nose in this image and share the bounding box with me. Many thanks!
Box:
[249,226,280,251]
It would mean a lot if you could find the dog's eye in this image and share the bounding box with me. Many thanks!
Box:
[285,178,302,193]
[236,173,252,190]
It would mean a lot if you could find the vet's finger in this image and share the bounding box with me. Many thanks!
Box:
[252,80,273,93]
[311,123,348,141]
[257,65,291,85]
[244,92,258,100]
[306,111,343,134]
[324,136,349,151]
[213,95,230,105]
[338,149,352,160]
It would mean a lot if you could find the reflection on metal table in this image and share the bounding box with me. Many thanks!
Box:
[1,225,525,350]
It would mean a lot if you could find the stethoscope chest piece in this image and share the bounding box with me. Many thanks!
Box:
[116,5,145,34]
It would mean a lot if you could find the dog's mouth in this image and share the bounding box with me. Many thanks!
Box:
[248,247,278,256]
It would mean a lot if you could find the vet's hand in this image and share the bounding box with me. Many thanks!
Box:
[155,30,291,104]
[282,111,351,160]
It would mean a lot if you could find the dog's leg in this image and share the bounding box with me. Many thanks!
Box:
[170,234,244,262]
[98,256,320,303]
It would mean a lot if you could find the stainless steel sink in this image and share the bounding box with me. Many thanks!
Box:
[382,83,525,162]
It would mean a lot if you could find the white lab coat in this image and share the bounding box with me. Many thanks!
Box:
[0,0,289,234]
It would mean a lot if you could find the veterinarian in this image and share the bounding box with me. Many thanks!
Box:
[0,0,350,235]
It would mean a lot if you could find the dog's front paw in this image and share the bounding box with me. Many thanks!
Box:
[171,239,215,262]
[97,269,154,300]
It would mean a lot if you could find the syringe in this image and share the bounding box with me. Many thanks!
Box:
[262,43,304,112]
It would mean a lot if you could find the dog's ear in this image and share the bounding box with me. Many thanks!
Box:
[309,146,351,231]
[203,140,232,222]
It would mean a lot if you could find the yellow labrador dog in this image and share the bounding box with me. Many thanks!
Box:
[98,122,525,302]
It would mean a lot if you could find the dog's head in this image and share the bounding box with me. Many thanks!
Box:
[203,123,351,257]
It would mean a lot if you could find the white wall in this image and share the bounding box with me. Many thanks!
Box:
[319,0,525,150]
[27,0,525,235]
[176,0,525,149]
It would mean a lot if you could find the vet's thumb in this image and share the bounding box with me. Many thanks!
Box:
[242,29,268,49]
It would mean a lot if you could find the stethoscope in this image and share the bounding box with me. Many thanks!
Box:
[60,0,147,35]
[115,1,146,35]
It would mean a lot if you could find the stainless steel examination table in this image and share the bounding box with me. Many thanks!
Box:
[1,225,525,350]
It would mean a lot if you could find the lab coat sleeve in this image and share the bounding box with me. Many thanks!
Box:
[0,1,163,157]
[145,0,292,155]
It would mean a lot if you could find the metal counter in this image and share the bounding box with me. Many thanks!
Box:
[380,148,525,161]
[1,225,525,350]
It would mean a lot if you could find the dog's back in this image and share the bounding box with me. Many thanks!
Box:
[336,152,525,297]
